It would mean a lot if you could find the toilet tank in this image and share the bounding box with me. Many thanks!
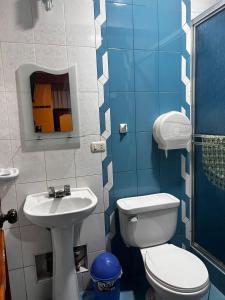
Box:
[117,193,180,248]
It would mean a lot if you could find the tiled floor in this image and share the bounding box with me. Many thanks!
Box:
[81,290,143,300]
[81,283,225,300]
[81,277,149,300]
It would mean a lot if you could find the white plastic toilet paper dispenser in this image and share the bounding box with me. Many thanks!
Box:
[153,111,191,151]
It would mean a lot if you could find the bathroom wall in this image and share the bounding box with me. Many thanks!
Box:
[95,0,191,281]
[0,0,106,299]
[0,0,224,299]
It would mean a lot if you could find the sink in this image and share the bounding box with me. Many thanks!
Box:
[24,187,97,300]
[24,187,97,228]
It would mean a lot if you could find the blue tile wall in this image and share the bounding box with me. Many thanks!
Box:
[159,92,182,113]
[107,0,132,4]
[112,133,137,172]
[136,133,158,169]
[134,50,158,91]
[106,2,133,49]
[95,0,192,283]
[133,2,158,50]
[110,92,135,133]
[113,171,138,200]
[137,169,160,196]
[135,92,159,131]
[108,49,134,91]
[158,0,184,52]
[159,52,182,92]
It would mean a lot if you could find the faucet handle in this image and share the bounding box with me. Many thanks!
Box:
[64,185,71,196]
[48,186,55,198]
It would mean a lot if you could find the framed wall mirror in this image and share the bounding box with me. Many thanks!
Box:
[16,64,80,151]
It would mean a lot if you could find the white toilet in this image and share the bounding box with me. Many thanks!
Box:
[117,193,209,300]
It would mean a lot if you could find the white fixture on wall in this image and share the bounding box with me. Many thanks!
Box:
[24,187,98,300]
[42,0,53,11]
[117,194,209,300]
[16,64,80,151]
[0,168,19,181]
[153,111,191,151]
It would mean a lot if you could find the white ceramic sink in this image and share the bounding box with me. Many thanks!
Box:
[24,187,97,300]
[24,187,97,228]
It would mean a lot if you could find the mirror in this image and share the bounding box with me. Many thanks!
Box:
[16,64,80,151]
[30,72,73,133]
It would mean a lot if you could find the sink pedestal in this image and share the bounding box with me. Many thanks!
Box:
[51,226,79,300]
[24,188,98,300]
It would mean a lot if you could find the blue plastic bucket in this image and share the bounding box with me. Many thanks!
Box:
[91,252,122,300]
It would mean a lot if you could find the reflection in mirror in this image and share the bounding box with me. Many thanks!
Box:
[30,72,73,133]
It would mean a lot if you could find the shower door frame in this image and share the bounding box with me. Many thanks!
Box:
[191,0,225,273]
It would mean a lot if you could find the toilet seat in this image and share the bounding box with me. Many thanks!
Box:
[144,244,209,294]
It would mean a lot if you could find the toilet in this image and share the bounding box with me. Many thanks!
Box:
[117,193,209,300]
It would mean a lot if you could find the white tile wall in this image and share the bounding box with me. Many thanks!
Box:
[20,225,52,267]
[64,0,96,47]
[47,177,77,189]
[75,135,102,177]
[0,92,10,140]
[78,92,100,136]
[45,149,76,180]
[0,140,13,168]
[31,0,66,45]
[0,48,5,92]
[1,43,35,92]
[24,266,52,300]
[67,46,98,92]
[9,268,27,300]
[4,227,23,270]
[0,183,18,229]
[0,0,105,298]
[13,150,46,183]
[5,92,20,140]
[79,213,105,253]
[35,44,68,69]
[0,0,34,43]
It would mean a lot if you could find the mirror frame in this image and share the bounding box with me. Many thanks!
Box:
[16,64,80,151]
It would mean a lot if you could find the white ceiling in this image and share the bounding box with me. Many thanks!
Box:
[191,0,221,19]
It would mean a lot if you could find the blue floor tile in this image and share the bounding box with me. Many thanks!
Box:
[81,277,149,300]
[120,290,136,300]
[81,290,95,300]
[81,290,137,300]
[209,284,225,300]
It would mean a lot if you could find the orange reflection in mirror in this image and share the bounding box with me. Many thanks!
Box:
[30,72,73,133]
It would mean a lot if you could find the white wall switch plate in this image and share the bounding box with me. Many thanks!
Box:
[90,141,106,153]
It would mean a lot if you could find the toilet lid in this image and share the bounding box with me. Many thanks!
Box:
[145,244,209,293]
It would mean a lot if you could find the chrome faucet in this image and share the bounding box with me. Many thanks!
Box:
[48,186,55,198]
[48,185,71,198]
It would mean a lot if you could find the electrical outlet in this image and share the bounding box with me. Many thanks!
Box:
[90,141,106,153]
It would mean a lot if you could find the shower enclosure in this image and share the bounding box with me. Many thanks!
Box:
[192,1,225,271]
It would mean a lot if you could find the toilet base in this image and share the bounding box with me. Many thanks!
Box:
[145,287,162,300]
[145,287,155,300]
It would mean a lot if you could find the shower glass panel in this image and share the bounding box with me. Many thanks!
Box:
[192,3,225,270]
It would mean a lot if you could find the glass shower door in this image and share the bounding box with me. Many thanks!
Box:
[192,4,225,269]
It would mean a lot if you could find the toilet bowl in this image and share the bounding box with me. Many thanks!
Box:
[117,193,209,300]
[141,244,209,300]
